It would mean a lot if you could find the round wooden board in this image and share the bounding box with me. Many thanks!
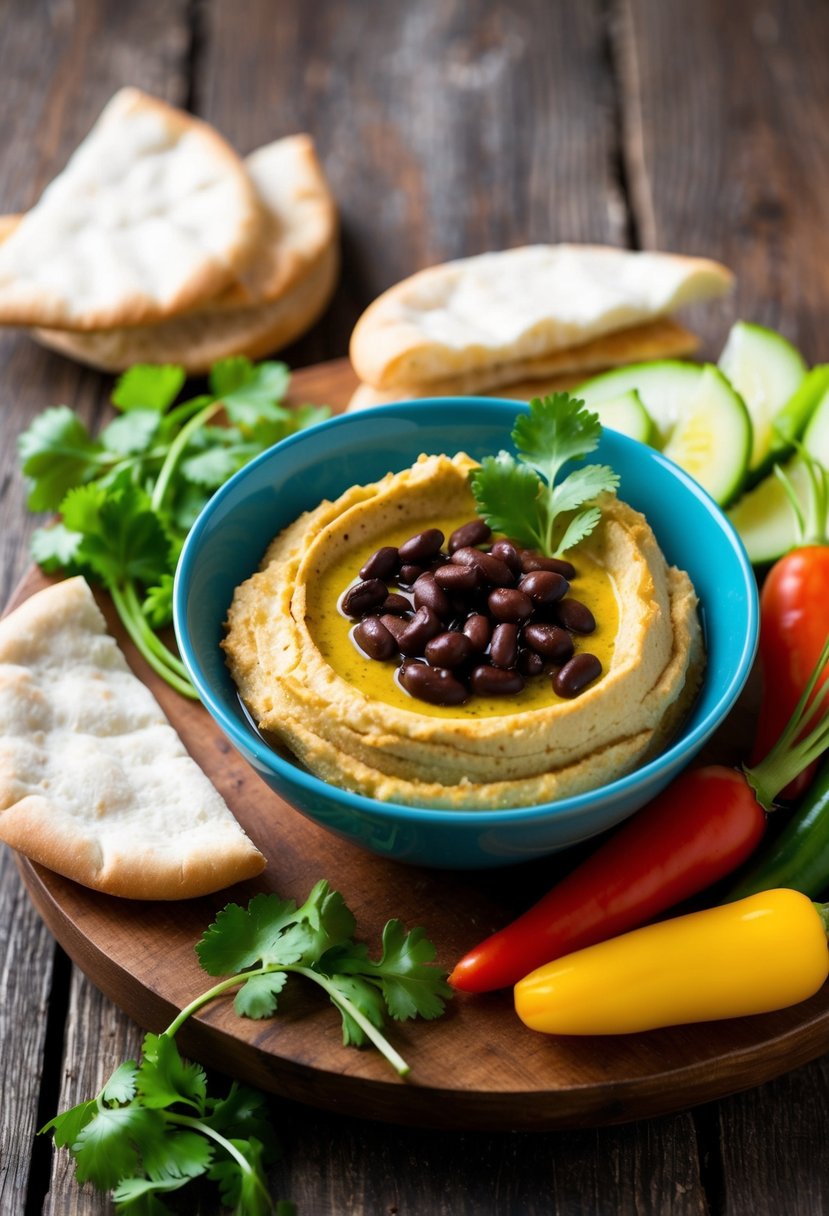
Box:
[8,358,829,1132]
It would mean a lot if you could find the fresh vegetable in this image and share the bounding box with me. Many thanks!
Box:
[449,637,829,994]
[513,889,829,1036]
[749,538,829,800]
[727,752,829,901]
[728,378,829,564]
[587,389,653,444]
[18,357,329,698]
[469,393,619,557]
[43,880,451,1214]
[577,360,751,505]
[718,320,808,476]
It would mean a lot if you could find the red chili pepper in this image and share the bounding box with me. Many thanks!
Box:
[450,636,829,995]
[750,545,829,800]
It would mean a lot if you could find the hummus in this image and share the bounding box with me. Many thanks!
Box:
[223,453,704,809]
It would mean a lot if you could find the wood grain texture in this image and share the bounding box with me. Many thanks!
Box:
[0,849,57,1214]
[615,0,829,362]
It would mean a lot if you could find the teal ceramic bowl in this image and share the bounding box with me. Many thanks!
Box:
[174,398,758,869]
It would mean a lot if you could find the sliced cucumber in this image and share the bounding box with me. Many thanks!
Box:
[578,360,703,446]
[727,457,811,564]
[578,360,751,505]
[587,390,653,444]
[718,321,807,474]
[727,383,829,564]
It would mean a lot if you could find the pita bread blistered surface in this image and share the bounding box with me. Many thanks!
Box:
[0,577,265,899]
[27,134,339,372]
[0,88,262,330]
[349,244,732,392]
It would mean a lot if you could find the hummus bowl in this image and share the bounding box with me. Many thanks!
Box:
[174,398,758,869]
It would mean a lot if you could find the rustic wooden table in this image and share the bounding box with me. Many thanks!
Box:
[2,1,829,1212]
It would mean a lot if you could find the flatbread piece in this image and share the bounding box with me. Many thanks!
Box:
[0,577,265,899]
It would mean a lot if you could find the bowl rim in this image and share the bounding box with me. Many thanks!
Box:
[174,396,759,828]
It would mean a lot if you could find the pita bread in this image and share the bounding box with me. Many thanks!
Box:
[346,316,698,410]
[25,135,339,373]
[0,577,265,899]
[0,88,263,330]
[349,244,732,392]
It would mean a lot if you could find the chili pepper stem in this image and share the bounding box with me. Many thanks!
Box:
[743,633,829,810]
[815,902,829,937]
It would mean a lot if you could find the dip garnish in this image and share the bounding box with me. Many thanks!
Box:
[470,393,620,557]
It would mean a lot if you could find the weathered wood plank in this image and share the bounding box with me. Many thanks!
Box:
[615,0,829,361]
[196,0,628,366]
[0,855,57,1215]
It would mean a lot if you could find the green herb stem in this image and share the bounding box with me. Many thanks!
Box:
[745,633,829,808]
[109,583,198,699]
[151,400,224,514]
[121,580,191,681]
[165,963,411,1078]
[169,1112,274,1209]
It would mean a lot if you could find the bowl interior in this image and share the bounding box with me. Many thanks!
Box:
[174,398,758,859]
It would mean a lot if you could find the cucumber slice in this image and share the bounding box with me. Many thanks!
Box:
[718,321,807,474]
[578,360,703,446]
[578,360,751,505]
[587,390,654,444]
[727,457,811,564]
[660,367,751,505]
[727,384,829,564]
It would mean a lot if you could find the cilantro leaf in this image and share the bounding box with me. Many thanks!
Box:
[72,1105,162,1189]
[323,920,453,1022]
[18,406,104,511]
[141,576,175,629]
[101,410,162,456]
[103,1060,140,1105]
[60,483,173,587]
[471,394,620,556]
[30,521,85,572]
[196,893,304,975]
[233,970,289,1020]
[112,1174,187,1213]
[112,365,186,413]
[41,1097,98,1148]
[137,1034,207,1112]
[322,973,388,1047]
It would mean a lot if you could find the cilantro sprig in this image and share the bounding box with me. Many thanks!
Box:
[18,358,329,698]
[43,881,451,1214]
[470,393,620,556]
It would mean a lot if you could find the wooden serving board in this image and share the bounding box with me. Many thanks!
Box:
[10,357,829,1132]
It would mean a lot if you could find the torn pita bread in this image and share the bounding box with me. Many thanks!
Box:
[346,316,698,410]
[23,134,339,372]
[32,246,338,374]
[0,88,263,330]
[0,577,265,900]
[349,244,732,394]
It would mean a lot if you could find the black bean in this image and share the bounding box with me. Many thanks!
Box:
[397,605,443,655]
[353,617,397,661]
[523,623,575,662]
[400,660,468,706]
[519,569,569,604]
[397,563,424,586]
[553,653,602,697]
[489,539,523,575]
[380,613,411,644]
[425,631,474,669]
[488,587,534,623]
[462,613,492,653]
[521,550,577,579]
[434,563,482,592]
[382,593,411,615]
[448,519,492,552]
[557,598,596,634]
[413,572,452,621]
[518,647,545,676]
[398,528,445,564]
[341,578,388,618]
[360,546,399,581]
[489,622,519,668]
[470,664,525,696]
[451,547,514,587]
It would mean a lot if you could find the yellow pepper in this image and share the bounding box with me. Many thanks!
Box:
[514,889,829,1036]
